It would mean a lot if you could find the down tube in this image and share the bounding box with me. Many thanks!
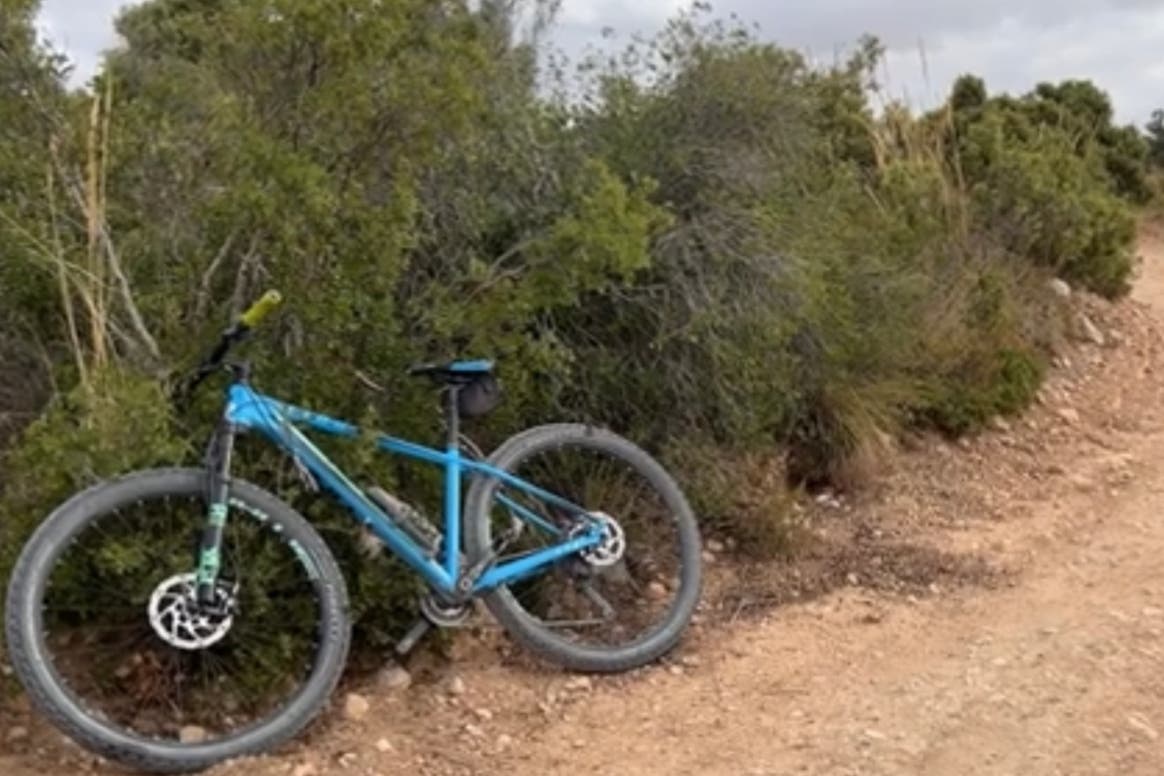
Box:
[277,422,456,593]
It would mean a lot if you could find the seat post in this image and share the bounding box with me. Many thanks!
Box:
[444,386,461,450]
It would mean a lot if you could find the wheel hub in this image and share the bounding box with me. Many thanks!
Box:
[148,573,235,650]
[574,512,626,568]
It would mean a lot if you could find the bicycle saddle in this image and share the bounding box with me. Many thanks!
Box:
[407,359,495,384]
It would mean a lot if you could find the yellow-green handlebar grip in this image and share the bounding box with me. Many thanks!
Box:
[239,290,283,329]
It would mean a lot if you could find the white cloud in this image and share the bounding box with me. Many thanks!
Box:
[34,0,1164,123]
[38,0,132,85]
[878,2,1164,123]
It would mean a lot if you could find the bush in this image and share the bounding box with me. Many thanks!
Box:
[946,75,1141,298]
[664,440,805,559]
[0,2,1146,678]
[923,347,1045,435]
[957,111,1137,297]
[0,371,187,577]
[0,367,447,654]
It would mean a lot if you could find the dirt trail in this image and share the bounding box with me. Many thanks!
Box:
[5,227,1164,775]
[479,227,1164,775]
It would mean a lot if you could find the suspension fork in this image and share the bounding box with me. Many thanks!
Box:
[196,417,237,605]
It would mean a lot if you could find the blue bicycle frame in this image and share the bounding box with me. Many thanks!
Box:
[219,382,604,598]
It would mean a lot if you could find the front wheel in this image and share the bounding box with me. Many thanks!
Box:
[4,468,351,773]
[464,424,702,673]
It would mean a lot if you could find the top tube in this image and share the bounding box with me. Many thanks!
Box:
[225,383,589,516]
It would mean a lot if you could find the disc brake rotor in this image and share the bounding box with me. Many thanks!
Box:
[147,573,235,650]
[573,512,627,568]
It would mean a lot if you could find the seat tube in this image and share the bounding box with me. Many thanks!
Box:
[444,386,462,582]
[196,417,236,604]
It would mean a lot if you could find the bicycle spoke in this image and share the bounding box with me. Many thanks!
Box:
[37,490,328,744]
[578,581,617,620]
[482,436,687,652]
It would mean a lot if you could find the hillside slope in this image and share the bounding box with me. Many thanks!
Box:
[4,226,1164,776]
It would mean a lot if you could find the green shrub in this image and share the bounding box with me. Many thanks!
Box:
[923,347,1045,435]
[0,368,443,655]
[0,2,1147,675]
[1147,110,1164,169]
[945,75,1141,298]
[959,113,1136,297]
[0,370,188,578]
[1026,80,1151,203]
[663,440,805,559]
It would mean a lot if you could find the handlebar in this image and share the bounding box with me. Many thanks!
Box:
[239,290,283,330]
[174,290,283,403]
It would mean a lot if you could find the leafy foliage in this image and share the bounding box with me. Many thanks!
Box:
[944,74,1141,297]
[1147,109,1164,169]
[0,2,1146,665]
[0,369,188,583]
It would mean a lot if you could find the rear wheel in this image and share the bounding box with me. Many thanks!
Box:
[464,424,702,672]
[4,468,350,773]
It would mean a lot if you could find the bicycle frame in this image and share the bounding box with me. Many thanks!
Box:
[218,381,604,598]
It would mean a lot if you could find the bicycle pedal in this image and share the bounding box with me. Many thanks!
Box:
[395,617,432,657]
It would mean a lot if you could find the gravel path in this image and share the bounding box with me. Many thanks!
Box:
[4,226,1164,775]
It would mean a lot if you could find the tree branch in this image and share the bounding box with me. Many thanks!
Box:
[194,230,240,321]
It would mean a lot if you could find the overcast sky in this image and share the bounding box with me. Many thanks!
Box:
[35,0,1164,125]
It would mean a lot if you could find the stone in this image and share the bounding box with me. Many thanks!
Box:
[1069,473,1096,491]
[464,723,486,738]
[1076,313,1106,347]
[178,726,207,744]
[1048,278,1072,299]
[474,708,494,722]
[7,726,29,743]
[646,581,668,600]
[447,676,466,696]
[496,733,515,750]
[342,693,370,722]
[356,529,383,558]
[376,665,412,691]
[707,539,726,554]
[374,738,394,753]
[565,676,593,692]
[1057,407,1081,425]
[1127,714,1159,742]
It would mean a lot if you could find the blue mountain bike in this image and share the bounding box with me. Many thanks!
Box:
[4,292,703,773]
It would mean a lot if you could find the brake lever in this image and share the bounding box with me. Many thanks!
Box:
[171,290,280,410]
